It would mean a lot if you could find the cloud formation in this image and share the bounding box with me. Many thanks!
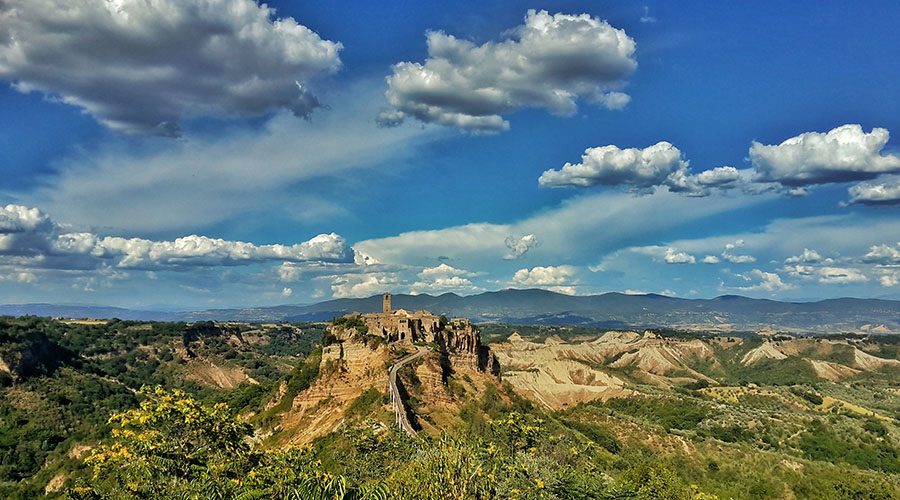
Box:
[24,81,436,233]
[721,240,756,264]
[784,248,822,264]
[879,271,900,288]
[414,276,479,293]
[0,204,351,271]
[538,141,740,196]
[666,166,742,196]
[0,0,342,136]
[664,248,695,264]
[631,245,695,264]
[863,243,900,265]
[410,269,482,295]
[733,269,793,292]
[418,263,473,280]
[504,234,540,260]
[330,273,398,299]
[750,124,900,187]
[592,212,900,299]
[816,266,868,284]
[783,264,815,278]
[847,176,900,206]
[0,270,37,283]
[512,265,577,287]
[353,188,766,270]
[377,9,637,132]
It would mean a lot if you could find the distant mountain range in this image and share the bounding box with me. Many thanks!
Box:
[3,289,900,333]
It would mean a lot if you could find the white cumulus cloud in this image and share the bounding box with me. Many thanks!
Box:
[0,204,352,272]
[538,141,740,196]
[847,176,900,206]
[784,248,822,264]
[410,276,481,295]
[504,234,540,260]
[377,9,637,132]
[0,0,342,136]
[816,266,868,284]
[93,233,351,269]
[734,269,794,292]
[750,124,900,187]
[783,264,816,278]
[512,265,577,286]
[539,142,685,190]
[863,243,900,265]
[418,263,472,279]
[412,264,482,294]
[631,245,695,264]
[722,240,756,263]
[330,273,398,299]
[663,248,695,264]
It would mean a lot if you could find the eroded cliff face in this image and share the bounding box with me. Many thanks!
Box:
[279,341,392,444]
[276,320,501,443]
[414,353,453,405]
[433,322,500,376]
[490,331,716,410]
[491,331,900,410]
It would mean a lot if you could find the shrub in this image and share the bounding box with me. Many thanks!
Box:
[67,387,387,500]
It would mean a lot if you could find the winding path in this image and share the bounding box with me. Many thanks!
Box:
[388,346,428,436]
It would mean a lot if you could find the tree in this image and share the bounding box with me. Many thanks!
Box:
[615,462,690,500]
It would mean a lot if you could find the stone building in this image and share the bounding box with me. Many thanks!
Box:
[357,293,441,343]
[334,293,500,375]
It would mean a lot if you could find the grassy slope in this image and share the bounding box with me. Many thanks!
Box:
[6,318,900,498]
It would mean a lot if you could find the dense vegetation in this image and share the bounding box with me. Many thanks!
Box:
[5,317,900,498]
[0,316,324,498]
[70,386,714,500]
[64,381,900,500]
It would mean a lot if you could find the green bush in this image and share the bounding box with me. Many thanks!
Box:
[562,419,621,453]
[346,387,387,419]
[599,396,711,431]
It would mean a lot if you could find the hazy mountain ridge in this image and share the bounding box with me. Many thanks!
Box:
[4,290,900,333]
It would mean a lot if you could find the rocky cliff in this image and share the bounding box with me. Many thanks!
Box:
[433,321,500,376]
[275,319,502,443]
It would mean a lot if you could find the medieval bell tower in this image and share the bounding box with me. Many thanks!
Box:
[383,292,392,313]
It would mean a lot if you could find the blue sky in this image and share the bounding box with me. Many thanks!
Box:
[1,0,900,309]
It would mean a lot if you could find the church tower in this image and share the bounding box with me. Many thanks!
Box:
[383,292,392,313]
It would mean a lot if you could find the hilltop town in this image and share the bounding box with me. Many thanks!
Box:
[332,293,500,374]
[275,292,500,442]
